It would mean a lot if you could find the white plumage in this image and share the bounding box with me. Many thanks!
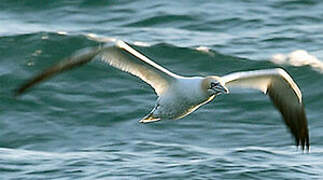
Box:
[16,40,309,150]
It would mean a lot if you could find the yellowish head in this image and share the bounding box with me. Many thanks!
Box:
[202,76,229,96]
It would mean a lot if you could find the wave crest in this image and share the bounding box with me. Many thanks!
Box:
[271,50,323,73]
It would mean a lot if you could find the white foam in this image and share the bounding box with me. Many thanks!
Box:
[31,49,42,56]
[271,50,323,73]
[56,31,68,35]
[41,35,49,40]
[133,41,150,47]
[196,46,210,53]
[195,46,215,56]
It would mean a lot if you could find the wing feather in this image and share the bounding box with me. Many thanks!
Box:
[221,68,309,150]
[100,40,179,95]
[15,40,178,96]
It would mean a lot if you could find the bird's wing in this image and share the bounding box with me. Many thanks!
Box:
[221,68,309,150]
[15,40,179,96]
[100,40,179,95]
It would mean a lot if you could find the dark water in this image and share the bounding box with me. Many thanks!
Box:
[1,0,323,179]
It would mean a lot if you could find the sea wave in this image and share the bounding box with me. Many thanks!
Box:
[271,50,323,73]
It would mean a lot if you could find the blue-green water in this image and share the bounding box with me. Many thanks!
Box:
[1,0,323,179]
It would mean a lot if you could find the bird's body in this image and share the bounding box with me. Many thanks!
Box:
[15,39,310,150]
[143,77,214,122]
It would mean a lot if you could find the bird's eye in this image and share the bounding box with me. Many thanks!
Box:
[210,82,219,88]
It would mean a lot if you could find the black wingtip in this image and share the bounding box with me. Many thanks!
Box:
[294,124,310,152]
[13,47,101,97]
[302,132,310,152]
[13,88,23,98]
[266,83,310,153]
[14,80,33,97]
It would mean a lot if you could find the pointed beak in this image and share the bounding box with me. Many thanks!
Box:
[213,84,229,95]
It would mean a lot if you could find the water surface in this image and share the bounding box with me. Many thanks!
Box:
[1,0,323,179]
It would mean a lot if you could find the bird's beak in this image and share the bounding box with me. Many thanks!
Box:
[213,84,229,95]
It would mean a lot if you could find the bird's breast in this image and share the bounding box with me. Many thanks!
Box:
[156,83,212,120]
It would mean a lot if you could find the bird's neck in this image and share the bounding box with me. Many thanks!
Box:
[177,77,210,100]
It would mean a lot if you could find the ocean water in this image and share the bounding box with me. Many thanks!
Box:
[1,0,323,179]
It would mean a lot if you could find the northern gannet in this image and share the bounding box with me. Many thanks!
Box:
[15,40,309,150]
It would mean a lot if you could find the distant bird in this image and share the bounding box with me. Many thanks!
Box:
[15,40,309,150]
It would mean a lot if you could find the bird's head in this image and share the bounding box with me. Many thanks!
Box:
[202,76,229,96]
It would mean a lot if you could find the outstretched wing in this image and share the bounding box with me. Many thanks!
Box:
[100,40,179,95]
[15,40,179,96]
[221,68,309,150]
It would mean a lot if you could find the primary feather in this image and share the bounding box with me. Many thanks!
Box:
[221,69,309,150]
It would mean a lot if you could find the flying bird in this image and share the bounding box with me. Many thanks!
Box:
[15,40,309,150]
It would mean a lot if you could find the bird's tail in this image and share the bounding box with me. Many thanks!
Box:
[139,112,160,123]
